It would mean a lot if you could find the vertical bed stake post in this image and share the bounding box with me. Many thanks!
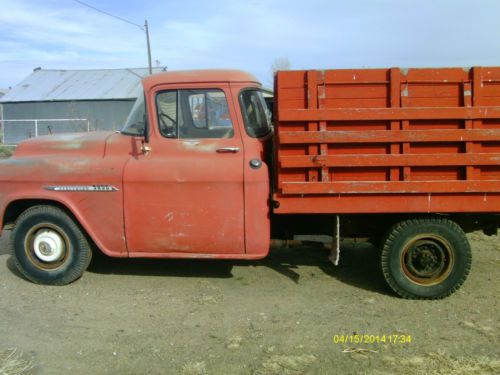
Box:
[329,215,340,266]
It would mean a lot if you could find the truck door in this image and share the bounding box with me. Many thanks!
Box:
[123,85,245,255]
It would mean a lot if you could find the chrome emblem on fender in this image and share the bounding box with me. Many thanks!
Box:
[45,185,119,192]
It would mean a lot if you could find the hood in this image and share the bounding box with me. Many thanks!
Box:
[13,131,115,158]
[0,131,127,183]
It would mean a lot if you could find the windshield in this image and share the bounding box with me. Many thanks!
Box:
[239,89,272,138]
[121,92,146,136]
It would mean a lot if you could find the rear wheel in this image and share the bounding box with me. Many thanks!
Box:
[381,218,471,299]
[10,205,92,285]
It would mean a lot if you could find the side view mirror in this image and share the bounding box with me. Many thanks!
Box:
[141,141,151,155]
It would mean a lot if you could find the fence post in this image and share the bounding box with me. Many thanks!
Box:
[87,119,90,132]
[35,120,38,137]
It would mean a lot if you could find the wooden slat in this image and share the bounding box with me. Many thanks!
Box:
[280,153,500,168]
[404,68,470,82]
[279,106,500,122]
[281,181,500,194]
[278,129,500,144]
[273,193,500,214]
[320,80,389,85]
[323,68,389,84]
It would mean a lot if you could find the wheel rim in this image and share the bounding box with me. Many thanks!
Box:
[24,223,69,270]
[400,235,454,286]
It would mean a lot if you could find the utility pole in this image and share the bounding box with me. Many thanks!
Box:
[144,20,152,75]
[72,2,154,75]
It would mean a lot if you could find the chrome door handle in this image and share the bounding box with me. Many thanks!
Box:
[216,147,240,153]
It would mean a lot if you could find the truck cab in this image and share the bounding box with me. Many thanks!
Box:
[120,70,272,258]
[0,70,273,285]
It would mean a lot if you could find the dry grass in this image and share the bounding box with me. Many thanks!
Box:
[0,349,34,375]
[254,354,317,375]
[180,361,207,375]
[460,320,496,336]
[225,336,243,350]
[0,145,14,159]
[370,351,500,375]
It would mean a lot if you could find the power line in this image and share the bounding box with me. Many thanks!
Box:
[72,0,144,30]
[72,0,153,74]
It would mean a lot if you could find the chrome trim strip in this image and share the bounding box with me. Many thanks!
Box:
[45,185,119,192]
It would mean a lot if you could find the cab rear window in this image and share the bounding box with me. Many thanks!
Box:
[239,89,272,138]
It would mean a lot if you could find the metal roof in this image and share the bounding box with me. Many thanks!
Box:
[0,68,164,103]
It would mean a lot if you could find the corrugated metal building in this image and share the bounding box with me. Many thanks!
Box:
[0,67,163,144]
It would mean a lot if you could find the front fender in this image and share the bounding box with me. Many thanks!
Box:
[0,153,129,257]
[1,186,127,257]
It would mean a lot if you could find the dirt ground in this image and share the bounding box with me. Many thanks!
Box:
[0,230,498,375]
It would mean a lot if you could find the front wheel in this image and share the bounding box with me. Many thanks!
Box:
[10,205,92,285]
[381,218,471,299]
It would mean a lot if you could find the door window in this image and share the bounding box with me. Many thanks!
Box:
[156,89,234,139]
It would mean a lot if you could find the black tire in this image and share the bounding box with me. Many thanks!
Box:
[381,218,471,299]
[10,205,92,285]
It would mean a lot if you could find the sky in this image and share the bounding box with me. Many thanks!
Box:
[0,0,499,89]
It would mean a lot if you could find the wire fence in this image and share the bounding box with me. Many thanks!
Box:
[0,118,90,145]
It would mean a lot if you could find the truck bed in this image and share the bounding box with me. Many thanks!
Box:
[273,67,500,214]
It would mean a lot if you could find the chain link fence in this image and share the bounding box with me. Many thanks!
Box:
[0,119,90,145]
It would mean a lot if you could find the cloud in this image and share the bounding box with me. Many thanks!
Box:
[0,0,149,86]
[0,0,499,88]
[0,0,145,54]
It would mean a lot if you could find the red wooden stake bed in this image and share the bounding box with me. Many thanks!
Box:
[273,68,500,213]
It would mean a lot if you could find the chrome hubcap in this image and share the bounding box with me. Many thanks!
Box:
[33,230,65,262]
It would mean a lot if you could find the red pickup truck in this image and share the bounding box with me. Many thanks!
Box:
[1,68,499,299]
